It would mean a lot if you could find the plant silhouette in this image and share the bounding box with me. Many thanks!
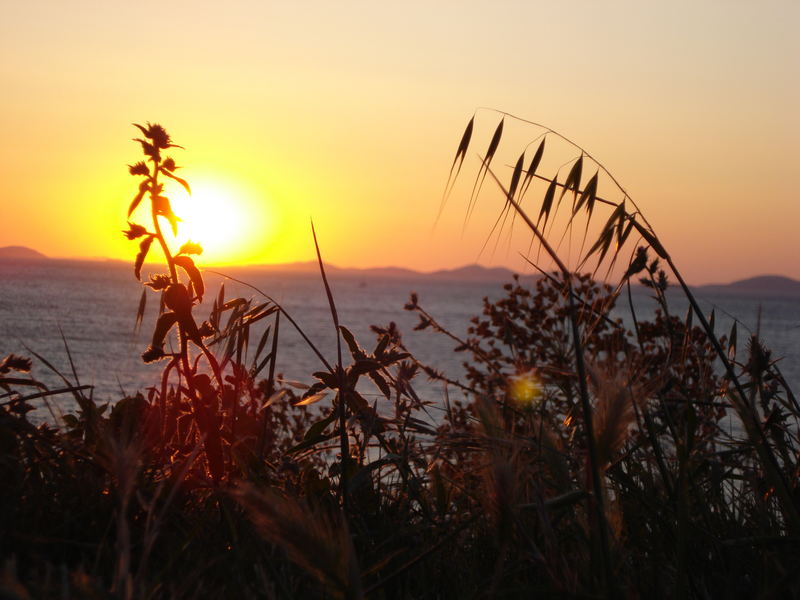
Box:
[0,116,798,599]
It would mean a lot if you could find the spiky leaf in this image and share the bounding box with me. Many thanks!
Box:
[134,235,154,280]
[164,170,191,195]
[339,325,364,359]
[128,181,149,217]
[173,255,204,302]
[152,312,179,348]
[122,222,148,240]
[152,196,180,235]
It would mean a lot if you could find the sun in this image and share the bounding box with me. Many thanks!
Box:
[165,177,272,265]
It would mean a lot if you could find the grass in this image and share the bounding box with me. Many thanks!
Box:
[1,116,799,598]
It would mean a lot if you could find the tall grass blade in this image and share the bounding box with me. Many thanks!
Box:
[310,220,349,505]
[134,289,147,332]
[310,220,341,367]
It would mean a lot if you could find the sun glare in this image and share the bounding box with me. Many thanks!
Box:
[165,178,272,265]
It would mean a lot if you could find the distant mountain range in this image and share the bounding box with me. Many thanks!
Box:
[2,246,799,293]
[238,261,533,283]
[0,246,524,282]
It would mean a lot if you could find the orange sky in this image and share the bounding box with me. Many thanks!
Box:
[1,1,798,284]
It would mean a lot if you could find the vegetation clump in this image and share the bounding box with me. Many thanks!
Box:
[1,118,798,599]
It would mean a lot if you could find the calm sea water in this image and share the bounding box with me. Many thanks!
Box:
[1,260,798,416]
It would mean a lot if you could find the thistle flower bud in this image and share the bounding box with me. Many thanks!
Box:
[128,161,150,176]
[122,222,148,240]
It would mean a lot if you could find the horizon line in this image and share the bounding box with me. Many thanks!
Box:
[2,246,798,289]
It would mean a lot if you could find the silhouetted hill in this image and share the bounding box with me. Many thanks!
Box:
[429,265,522,282]
[0,246,48,261]
[698,275,800,297]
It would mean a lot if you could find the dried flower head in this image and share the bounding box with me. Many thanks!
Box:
[141,345,166,364]
[128,161,150,176]
[144,274,172,291]
[122,222,148,240]
[0,354,33,374]
[162,157,177,172]
[149,124,171,149]
[133,122,172,149]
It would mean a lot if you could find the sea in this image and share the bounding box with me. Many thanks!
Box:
[1,259,798,419]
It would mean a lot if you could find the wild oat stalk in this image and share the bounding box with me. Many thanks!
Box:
[442,108,800,590]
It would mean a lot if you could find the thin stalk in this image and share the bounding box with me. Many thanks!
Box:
[148,156,193,391]
[310,221,349,508]
[260,311,281,458]
[484,162,615,594]
[147,154,210,478]
[148,157,177,283]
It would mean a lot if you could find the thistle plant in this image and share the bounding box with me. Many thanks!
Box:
[123,123,217,372]
[122,123,231,479]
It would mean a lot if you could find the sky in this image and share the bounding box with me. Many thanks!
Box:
[0,0,797,284]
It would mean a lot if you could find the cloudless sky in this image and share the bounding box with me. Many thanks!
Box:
[1,0,797,283]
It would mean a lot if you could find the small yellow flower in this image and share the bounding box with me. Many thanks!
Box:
[507,370,543,409]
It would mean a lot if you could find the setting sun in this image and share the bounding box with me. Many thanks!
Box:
[165,177,273,265]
